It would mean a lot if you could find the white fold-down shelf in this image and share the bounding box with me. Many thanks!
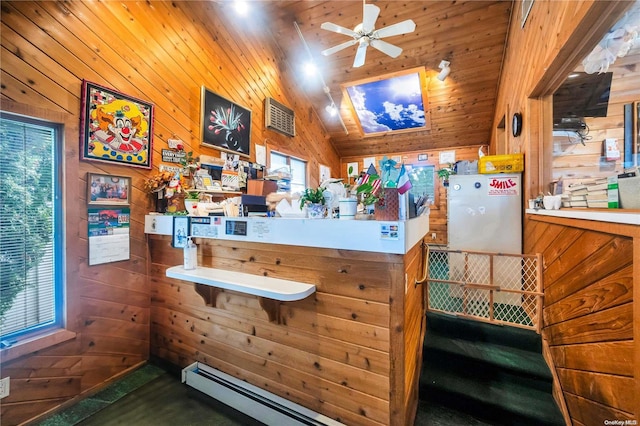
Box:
[165,266,316,301]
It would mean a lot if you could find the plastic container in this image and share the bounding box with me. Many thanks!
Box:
[478,154,524,174]
[183,237,197,270]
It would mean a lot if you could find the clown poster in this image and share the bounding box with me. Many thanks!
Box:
[80,80,154,169]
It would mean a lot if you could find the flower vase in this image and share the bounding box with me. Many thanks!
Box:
[338,197,357,220]
[184,199,199,215]
[374,188,399,221]
[307,203,326,219]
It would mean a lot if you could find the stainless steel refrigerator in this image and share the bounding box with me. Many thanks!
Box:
[446,173,523,307]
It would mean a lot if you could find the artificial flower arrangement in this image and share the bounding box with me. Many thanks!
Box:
[143,144,202,213]
[353,158,413,219]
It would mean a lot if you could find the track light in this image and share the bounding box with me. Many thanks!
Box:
[437,60,451,81]
[294,21,348,135]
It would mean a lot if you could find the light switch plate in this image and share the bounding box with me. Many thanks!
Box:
[0,377,10,399]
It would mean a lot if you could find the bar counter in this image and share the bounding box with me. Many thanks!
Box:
[146,214,430,426]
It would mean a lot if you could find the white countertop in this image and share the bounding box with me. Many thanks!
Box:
[146,214,430,254]
[526,208,640,225]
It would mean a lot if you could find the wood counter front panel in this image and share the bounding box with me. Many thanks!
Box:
[148,235,426,426]
[525,215,637,424]
[1,0,338,423]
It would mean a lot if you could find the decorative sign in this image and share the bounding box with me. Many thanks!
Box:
[488,176,520,196]
[162,149,186,163]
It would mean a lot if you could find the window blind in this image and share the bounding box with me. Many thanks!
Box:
[0,114,60,340]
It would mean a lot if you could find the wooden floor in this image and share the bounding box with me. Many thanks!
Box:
[38,362,492,426]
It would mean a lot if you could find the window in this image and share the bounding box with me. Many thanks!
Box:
[270,151,307,194]
[408,165,437,207]
[0,112,64,344]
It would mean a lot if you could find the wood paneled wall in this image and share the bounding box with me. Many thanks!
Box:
[525,215,638,424]
[341,146,484,246]
[494,2,639,423]
[148,235,427,426]
[0,1,336,424]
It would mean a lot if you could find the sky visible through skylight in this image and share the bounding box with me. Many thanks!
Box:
[346,72,426,134]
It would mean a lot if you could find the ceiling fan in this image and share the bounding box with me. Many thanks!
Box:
[320,2,416,68]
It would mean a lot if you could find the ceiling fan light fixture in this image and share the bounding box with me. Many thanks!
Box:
[437,60,451,81]
[326,104,338,116]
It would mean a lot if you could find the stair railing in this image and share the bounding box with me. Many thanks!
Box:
[418,246,544,333]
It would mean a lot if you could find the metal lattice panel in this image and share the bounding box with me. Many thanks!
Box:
[426,248,542,332]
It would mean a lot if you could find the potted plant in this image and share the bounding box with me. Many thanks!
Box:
[337,165,358,219]
[184,191,200,215]
[299,187,326,219]
[437,163,456,187]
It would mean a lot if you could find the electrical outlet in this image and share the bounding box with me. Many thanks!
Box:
[431,232,437,240]
[0,377,10,399]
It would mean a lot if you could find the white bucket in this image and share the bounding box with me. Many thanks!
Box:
[339,198,357,220]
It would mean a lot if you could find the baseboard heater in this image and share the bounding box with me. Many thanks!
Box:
[182,362,344,426]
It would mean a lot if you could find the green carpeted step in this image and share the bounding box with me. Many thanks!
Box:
[424,332,553,384]
[426,312,542,352]
[420,366,564,426]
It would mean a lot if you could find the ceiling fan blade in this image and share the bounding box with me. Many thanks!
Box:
[321,22,357,38]
[370,39,403,58]
[353,42,368,68]
[321,39,358,56]
[373,19,416,38]
[362,4,380,33]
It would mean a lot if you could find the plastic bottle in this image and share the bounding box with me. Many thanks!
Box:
[183,237,197,270]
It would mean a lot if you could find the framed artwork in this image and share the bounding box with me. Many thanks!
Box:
[200,86,251,158]
[172,216,190,249]
[87,173,131,206]
[342,67,430,137]
[80,80,154,169]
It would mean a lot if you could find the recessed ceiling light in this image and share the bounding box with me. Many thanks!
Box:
[233,1,248,16]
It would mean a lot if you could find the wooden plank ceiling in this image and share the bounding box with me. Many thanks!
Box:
[263,1,512,157]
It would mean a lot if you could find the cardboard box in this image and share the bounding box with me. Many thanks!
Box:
[247,179,278,196]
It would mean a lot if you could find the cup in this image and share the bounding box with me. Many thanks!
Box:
[528,199,535,209]
[553,195,562,210]
[543,195,554,210]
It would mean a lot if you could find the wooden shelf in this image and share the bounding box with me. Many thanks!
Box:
[188,189,242,197]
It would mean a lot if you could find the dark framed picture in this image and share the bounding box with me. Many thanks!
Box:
[87,173,131,206]
[80,80,154,169]
[172,216,190,249]
[200,86,251,158]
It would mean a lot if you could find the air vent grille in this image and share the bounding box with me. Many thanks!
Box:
[265,98,295,137]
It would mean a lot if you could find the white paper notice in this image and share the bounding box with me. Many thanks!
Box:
[363,156,376,169]
[347,162,359,177]
[89,229,130,265]
[88,207,130,266]
[439,150,456,165]
[255,144,266,166]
